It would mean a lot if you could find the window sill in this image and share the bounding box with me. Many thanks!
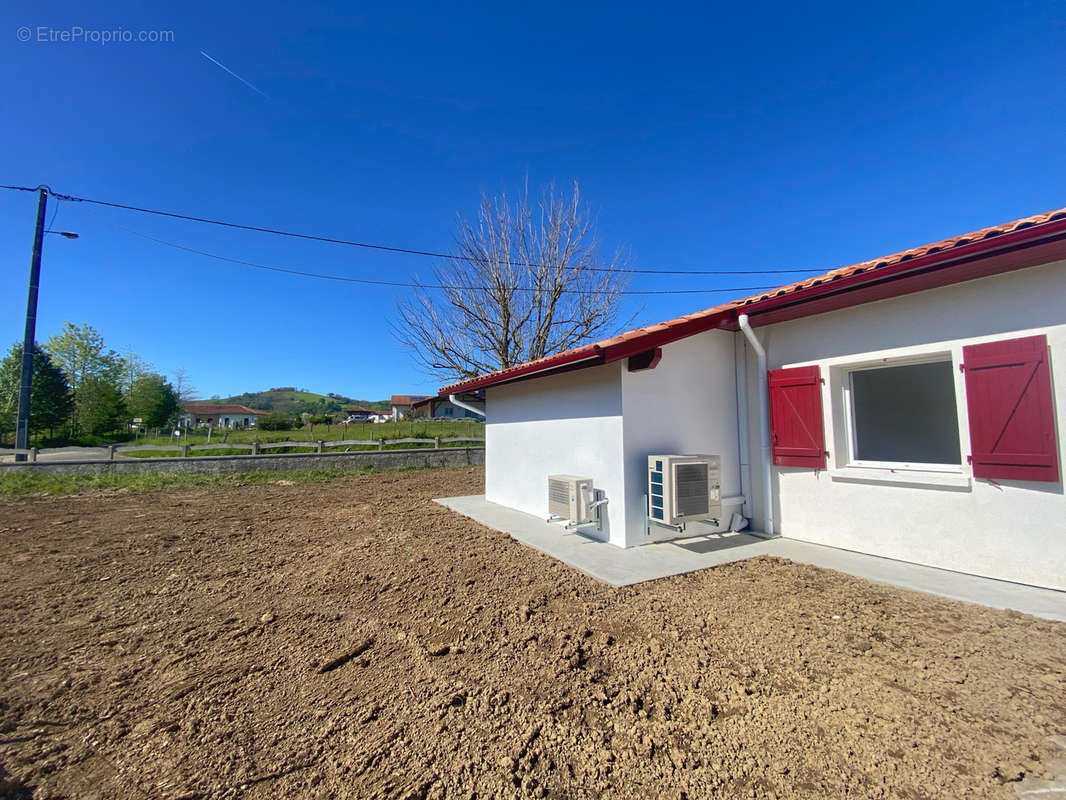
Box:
[828,466,971,488]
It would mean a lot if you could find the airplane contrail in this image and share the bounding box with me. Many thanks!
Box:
[200,50,270,99]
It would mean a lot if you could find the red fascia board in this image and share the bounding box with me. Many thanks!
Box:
[732,219,1066,328]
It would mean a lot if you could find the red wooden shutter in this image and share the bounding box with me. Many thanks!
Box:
[768,365,827,468]
[962,334,1059,482]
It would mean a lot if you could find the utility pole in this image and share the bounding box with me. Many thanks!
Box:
[14,188,48,462]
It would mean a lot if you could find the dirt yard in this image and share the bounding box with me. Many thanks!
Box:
[1,467,1064,799]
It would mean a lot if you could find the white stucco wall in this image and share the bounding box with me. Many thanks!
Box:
[620,330,743,546]
[485,363,626,545]
[219,414,258,428]
[744,259,1066,589]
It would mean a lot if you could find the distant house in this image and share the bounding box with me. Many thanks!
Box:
[180,404,268,429]
[390,394,432,421]
[411,393,486,419]
[341,407,392,424]
[342,406,376,421]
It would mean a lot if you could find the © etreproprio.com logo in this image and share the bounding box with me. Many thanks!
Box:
[16,25,175,44]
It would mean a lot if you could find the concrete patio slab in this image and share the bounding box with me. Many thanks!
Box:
[435,495,1066,622]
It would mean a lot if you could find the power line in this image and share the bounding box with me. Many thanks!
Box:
[79,208,780,296]
[1,183,820,277]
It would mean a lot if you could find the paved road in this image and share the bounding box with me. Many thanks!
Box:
[1,446,116,463]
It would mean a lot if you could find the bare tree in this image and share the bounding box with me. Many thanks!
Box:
[395,181,630,381]
[119,346,153,395]
[172,367,199,402]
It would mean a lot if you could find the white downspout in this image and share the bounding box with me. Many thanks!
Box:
[737,314,774,537]
[733,330,752,519]
[449,394,486,419]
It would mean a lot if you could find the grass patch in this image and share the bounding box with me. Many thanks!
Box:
[0,466,382,497]
[2,419,483,452]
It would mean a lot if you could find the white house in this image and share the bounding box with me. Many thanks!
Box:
[390,394,432,420]
[180,403,267,429]
[412,394,486,419]
[441,206,1066,591]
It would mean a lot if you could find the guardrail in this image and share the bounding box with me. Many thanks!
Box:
[107,436,485,459]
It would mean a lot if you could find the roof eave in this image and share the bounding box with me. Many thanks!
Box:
[732,215,1066,329]
[439,212,1066,394]
[441,347,603,394]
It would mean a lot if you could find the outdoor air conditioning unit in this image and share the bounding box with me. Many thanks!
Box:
[548,474,595,524]
[648,455,722,527]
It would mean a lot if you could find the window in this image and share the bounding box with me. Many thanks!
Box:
[846,360,961,467]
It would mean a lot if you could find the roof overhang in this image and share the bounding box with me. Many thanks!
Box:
[441,214,1066,394]
[726,215,1066,330]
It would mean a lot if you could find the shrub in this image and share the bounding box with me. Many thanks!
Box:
[258,413,296,431]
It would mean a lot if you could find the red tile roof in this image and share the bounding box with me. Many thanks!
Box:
[390,394,432,406]
[442,205,1066,394]
[183,403,268,415]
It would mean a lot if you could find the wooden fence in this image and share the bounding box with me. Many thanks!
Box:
[107,436,485,459]
[3,437,485,464]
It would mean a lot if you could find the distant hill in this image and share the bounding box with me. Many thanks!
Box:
[212,388,390,417]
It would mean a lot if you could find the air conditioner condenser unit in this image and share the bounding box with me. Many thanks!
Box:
[547,474,595,524]
[648,455,722,528]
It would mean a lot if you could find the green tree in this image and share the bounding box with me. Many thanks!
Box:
[44,323,123,391]
[126,373,180,428]
[257,413,296,431]
[44,322,124,432]
[77,376,125,435]
[0,342,74,440]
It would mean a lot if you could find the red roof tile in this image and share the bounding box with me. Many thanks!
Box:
[442,205,1066,394]
[183,403,268,415]
[390,394,432,406]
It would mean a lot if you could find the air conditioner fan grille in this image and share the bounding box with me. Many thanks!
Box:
[675,464,709,516]
[548,480,569,505]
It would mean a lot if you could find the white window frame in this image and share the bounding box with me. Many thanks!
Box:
[840,352,964,474]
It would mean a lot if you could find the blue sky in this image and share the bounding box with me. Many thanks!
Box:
[2,1,1065,401]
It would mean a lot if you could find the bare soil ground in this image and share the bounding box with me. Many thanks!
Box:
[1,466,1064,799]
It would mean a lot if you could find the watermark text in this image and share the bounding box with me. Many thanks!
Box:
[17,26,175,44]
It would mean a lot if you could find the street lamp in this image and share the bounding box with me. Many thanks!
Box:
[13,187,78,461]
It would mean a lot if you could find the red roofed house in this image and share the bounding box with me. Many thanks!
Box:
[390,394,432,421]
[442,206,1066,591]
[411,393,486,419]
[180,403,268,429]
